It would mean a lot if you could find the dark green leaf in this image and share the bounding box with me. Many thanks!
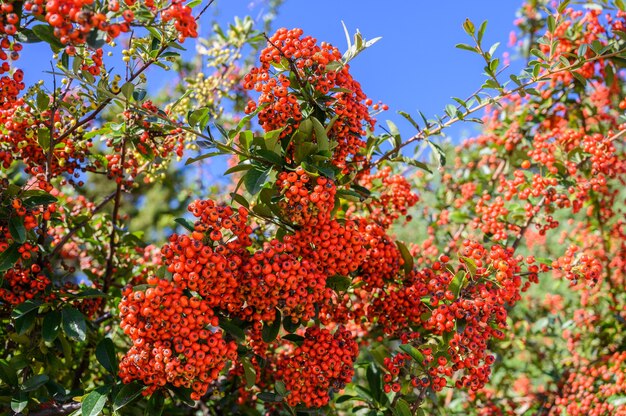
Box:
[145,393,165,416]
[22,374,49,392]
[174,218,195,232]
[0,359,18,386]
[262,309,282,343]
[42,310,61,342]
[62,307,87,342]
[218,316,246,341]
[244,167,271,196]
[113,382,145,410]
[82,385,111,416]
[395,241,414,274]
[394,399,412,416]
[326,275,351,292]
[32,25,64,51]
[96,338,118,375]
[257,392,283,402]
[399,344,425,364]
[241,357,257,388]
[9,216,26,244]
[282,334,305,346]
[0,244,20,272]
[275,380,287,397]
[22,192,57,207]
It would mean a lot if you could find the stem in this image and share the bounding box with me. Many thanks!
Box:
[373,47,626,167]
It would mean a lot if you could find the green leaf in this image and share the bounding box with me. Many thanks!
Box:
[395,241,414,274]
[449,270,467,298]
[145,393,165,416]
[262,309,282,343]
[12,299,42,320]
[311,117,330,152]
[9,216,26,244]
[427,140,446,167]
[229,193,249,209]
[241,357,257,388]
[456,43,477,52]
[82,385,111,416]
[22,374,49,392]
[0,359,18,386]
[283,317,300,333]
[463,18,475,36]
[326,275,351,292]
[62,307,87,342]
[257,392,283,402]
[11,392,28,413]
[32,25,64,51]
[0,244,21,273]
[398,111,420,131]
[366,364,383,404]
[96,338,118,375]
[42,310,61,342]
[282,334,305,345]
[399,344,425,364]
[244,166,271,196]
[121,82,134,101]
[113,382,145,411]
[174,217,195,232]
[264,128,283,153]
[275,380,288,397]
[294,142,318,164]
[224,163,253,175]
[218,316,246,341]
[394,399,412,416]
[36,92,50,111]
[22,192,57,207]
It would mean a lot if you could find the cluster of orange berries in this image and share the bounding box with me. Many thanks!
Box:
[118,277,236,399]
[0,100,91,188]
[550,351,626,416]
[552,245,602,285]
[161,0,198,42]
[276,326,358,408]
[243,27,375,172]
[161,200,251,313]
[24,0,130,46]
[0,262,50,305]
[358,166,419,228]
[286,219,366,277]
[239,239,331,323]
[356,219,404,288]
[276,168,336,226]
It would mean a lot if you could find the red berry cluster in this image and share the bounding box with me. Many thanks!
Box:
[286,219,366,277]
[243,27,375,172]
[552,245,602,285]
[357,166,419,228]
[276,326,358,408]
[118,277,236,399]
[161,200,251,313]
[239,240,331,323]
[276,168,336,226]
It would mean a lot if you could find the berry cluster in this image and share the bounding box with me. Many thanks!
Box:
[161,200,251,312]
[276,326,358,408]
[119,277,236,399]
[243,27,375,172]
[276,168,336,226]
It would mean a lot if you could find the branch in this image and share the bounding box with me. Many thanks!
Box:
[373,47,626,167]
[49,191,116,258]
[29,402,81,416]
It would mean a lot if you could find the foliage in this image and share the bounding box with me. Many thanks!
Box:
[0,0,624,415]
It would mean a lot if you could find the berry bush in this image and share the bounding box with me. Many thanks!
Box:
[0,0,625,415]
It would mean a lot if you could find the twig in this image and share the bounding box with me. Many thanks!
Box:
[49,191,116,258]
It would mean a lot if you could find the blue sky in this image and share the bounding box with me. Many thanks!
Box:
[18,1,525,146]
[212,1,525,141]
